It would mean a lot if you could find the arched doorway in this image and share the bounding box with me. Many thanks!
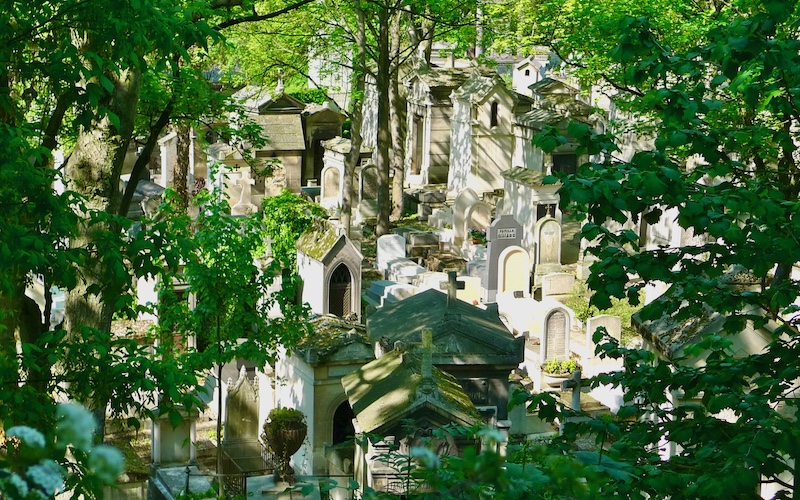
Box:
[328,263,352,317]
[332,401,355,445]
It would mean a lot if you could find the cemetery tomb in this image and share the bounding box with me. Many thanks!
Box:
[296,220,363,320]
[448,71,530,195]
[404,66,473,186]
[275,314,374,475]
[367,287,524,420]
[223,368,270,474]
[536,218,562,265]
[231,168,258,215]
[501,168,562,253]
[251,91,307,194]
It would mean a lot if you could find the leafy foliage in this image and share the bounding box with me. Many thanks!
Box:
[512,0,800,497]
[260,190,327,272]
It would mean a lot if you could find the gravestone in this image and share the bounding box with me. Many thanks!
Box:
[483,215,527,302]
[357,165,379,219]
[453,188,480,246]
[225,367,259,442]
[376,234,406,272]
[359,165,378,201]
[322,166,341,206]
[465,201,492,235]
[586,314,622,357]
[534,216,563,284]
[541,309,570,361]
[541,272,575,298]
[495,246,530,300]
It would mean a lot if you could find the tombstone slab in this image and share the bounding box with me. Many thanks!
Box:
[534,216,563,283]
[541,272,576,298]
[376,234,406,271]
[483,215,527,302]
[586,315,622,357]
[541,308,570,362]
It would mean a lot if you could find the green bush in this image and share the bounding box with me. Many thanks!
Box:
[541,358,579,375]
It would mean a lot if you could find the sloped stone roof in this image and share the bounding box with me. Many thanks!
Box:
[296,221,341,261]
[633,272,771,364]
[529,77,579,96]
[453,72,508,103]
[295,314,372,365]
[367,288,524,366]
[502,167,562,187]
[341,348,480,435]
[413,66,473,89]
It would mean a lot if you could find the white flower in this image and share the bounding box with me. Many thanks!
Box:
[6,426,45,449]
[26,460,63,496]
[55,404,95,451]
[88,445,125,484]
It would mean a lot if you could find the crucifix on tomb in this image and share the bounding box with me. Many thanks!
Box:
[439,270,465,307]
[234,169,256,207]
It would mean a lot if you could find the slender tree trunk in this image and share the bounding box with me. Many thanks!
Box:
[175,123,191,212]
[64,68,141,440]
[375,2,392,236]
[341,0,367,234]
[389,12,405,220]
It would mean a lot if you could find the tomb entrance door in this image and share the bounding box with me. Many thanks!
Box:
[328,263,353,317]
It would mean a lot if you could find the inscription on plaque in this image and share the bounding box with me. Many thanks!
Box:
[460,378,489,405]
[496,228,517,239]
[544,310,567,361]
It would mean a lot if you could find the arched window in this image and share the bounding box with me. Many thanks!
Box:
[524,69,530,76]
[490,101,499,128]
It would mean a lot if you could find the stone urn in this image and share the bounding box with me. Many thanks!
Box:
[262,408,307,484]
[541,359,579,389]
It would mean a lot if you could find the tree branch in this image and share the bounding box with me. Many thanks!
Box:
[117,99,174,217]
[212,0,317,31]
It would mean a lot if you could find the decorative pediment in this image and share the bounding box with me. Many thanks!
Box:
[257,93,306,114]
[327,341,374,363]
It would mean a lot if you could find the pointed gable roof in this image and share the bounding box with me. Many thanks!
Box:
[296,220,363,265]
[257,93,306,114]
[341,348,480,435]
[367,288,524,367]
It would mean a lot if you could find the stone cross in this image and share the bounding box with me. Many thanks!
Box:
[439,270,465,307]
[235,169,256,206]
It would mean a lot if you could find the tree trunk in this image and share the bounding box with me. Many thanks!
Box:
[341,0,367,234]
[389,12,405,220]
[175,123,191,212]
[64,68,141,440]
[375,3,392,236]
